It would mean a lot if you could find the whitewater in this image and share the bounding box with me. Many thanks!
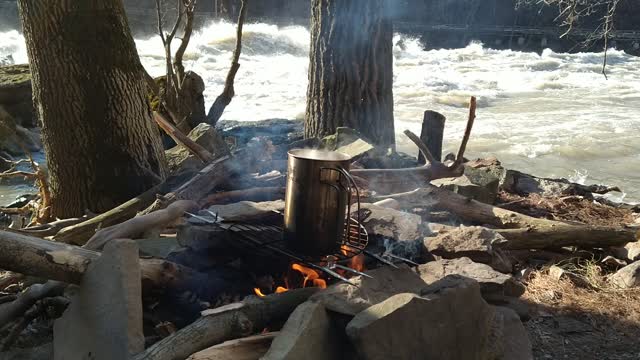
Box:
[2,20,640,202]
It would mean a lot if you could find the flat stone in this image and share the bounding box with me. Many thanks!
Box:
[136,235,180,259]
[54,239,144,360]
[492,306,533,360]
[166,123,230,173]
[346,276,496,360]
[425,226,512,273]
[206,200,285,222]
[261,302,348,360]
[322,127,374,159]
[417,257,525,299]
[351,203,422,242]
[0,64,31,104]
[177,223,232,251]
[432,175,496,204]
[310,265,428,316]
[548,265,590,288]
[609,261,640,288]
[187,333,276,360]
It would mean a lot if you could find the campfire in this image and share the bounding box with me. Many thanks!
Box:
[1,97,638,360]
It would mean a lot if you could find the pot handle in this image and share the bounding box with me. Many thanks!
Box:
[320,167,361,246]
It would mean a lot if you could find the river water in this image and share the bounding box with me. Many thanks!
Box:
[2,20,639,203]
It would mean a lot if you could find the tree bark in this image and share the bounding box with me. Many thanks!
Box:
[18,0,167,218]
[305,0,395,148]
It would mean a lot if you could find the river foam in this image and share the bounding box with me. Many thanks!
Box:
[2,20,639,201]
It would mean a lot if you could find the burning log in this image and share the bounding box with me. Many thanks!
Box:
[133,288,319,360]
[380,186,638,250]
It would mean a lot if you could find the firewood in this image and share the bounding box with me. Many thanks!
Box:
[380,186,638,250]
[84,200,197,250]
[0,230,202,291]
[199,187,285,207]
[133,288,319,360]
[54,153,243,245]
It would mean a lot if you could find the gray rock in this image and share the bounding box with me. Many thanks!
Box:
[136,235,180,259]
[206,200,285,222]
[432,175,496,204]
[322,127,374,159]
[310,264,428,316]
[463,164,502,203]
[0,106,41,155]
[351,203,422,242]
[609,261,640,288]
[417,257,526,299]
[54,239,144,360]
[0,64,33,127]
[625,241,640,262]
[177,222,232,251]
[217,119,303,147]
[261,301,348,360]
[548,265,590,288]
[346,276,496,360]
[166,122,230,173]
[491,306,533,360]
[425,226,512,273]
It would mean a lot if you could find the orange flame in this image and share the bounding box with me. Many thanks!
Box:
[291,263,327,289]
[275,286,288,293]
[340,245,366,273]
[254,287,266,297]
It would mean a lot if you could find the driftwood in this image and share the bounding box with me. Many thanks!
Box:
[381,186,638,250]
[0,280,65,329]
[10,216,90,238]
[351,97,477,192]
[153,112,216,163]
[0,230,202,290]
[200,187,285,207]
[52,182,165,245]
[54,152,245,244]
[418,110,446,164]
[206,0,248,126]
[84,200,197,250]
[186,332,277,360]
[134,288,318,360]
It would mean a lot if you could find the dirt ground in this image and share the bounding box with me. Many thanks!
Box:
[523,267,640,360]
[496,191,638,227]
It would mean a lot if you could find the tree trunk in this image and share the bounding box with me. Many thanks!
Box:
[18,0,167,218]
[305,0,395,148]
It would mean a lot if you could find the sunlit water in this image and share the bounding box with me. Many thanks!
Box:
[2,20,639,203]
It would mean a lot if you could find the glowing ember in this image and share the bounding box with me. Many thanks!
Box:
[291,263,327,289]
[275,286,288,293]
[254,287,266,297]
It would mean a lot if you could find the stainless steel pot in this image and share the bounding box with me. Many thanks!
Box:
[284,149,359,257]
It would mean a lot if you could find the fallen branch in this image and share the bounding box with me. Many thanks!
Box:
[381,186,638,249]
[0,230,202,290]
[186,332,277,360]
[10,216,90,238]
[133,288,318,360]
[84,200,197,250]
[206,0,248,126]
[199,187,285,207]
[153,112,216,163]
[52,182,165,245]
[351,97,477,192]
